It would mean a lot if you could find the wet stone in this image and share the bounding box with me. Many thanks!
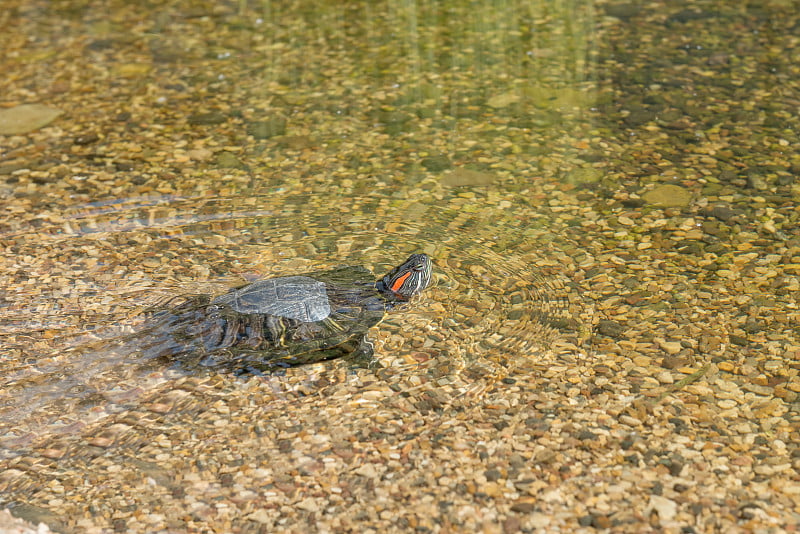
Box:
[565,167,603,185]
[597,320,624,338]
[641,184,692,208]
[188,111,227,126]
[73,133,99,145]
[247,117,287,139]
[215,152,246,169]
[604,4,642,19]
[729,334,749,346]
[440,168,496,187]
[623,108,654,127]
[276,135,315,150]
[510,500,536,513]
[421,155,451,172]
[591,514,612,529]
[0,104,63,134]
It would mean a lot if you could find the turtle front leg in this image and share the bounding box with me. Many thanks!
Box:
[347,337,382,369]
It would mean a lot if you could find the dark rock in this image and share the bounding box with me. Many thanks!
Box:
[421,155,451,172]
[510,501,536,513]
[115,161,135,172]
[484,469,502,482]
[597,320,625,338]
[743,318,763,334]
[729,334,748,346]
[623,108,654,126]
[74,133,99,145]
[667,458,684,477]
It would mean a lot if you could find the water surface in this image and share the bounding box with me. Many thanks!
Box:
[1,0,798,532]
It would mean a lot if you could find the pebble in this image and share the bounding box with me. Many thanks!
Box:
[642,185,693,208]
[657,340,683,355]
[655,371,674,384]
[648,495,678,521]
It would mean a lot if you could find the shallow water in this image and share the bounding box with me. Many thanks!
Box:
[1,0,799,531]
[0,198,587,455]
[1,0,596,455]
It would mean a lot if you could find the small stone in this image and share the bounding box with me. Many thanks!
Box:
[247,117,287,139]
[87,436,114,448]
[112,63,152,77]
[619,415,642,427]
[73,133,99,145]
[597,320,625,338]
[510,499,536,513]
[591,514,612,529]
[661,356,687,369]
[509,453,526,469]
[40,448,66,459]
[296,498,320,512]
[717,361,735,372]
[565,167,603,185]
[709,204,739,222]
[354,463,378,478]
[421,155,451,172]
[529,513,550,528]
[440,168,496,187]
[487,91,520,109]
[729,334,748,346]
[655,371,674,384]
[605,4,641,19]
[246,510,272,524]
[215,152,246,169]
[485,468,503,482]
[503,516,521,533]
[648,495,677,521]
[657,340,682,355]
[642,184,692,208]
[188,111,227,126]
[276,135,314,150]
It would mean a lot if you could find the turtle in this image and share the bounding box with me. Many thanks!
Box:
[159,253,432,373]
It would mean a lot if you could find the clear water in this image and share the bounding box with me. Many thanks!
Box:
[0,0,601,457]
[3,3,797,528]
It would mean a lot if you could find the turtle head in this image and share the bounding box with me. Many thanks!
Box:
[378,253,432,301]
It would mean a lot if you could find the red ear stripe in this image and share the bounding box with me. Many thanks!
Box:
[390,271,412,293]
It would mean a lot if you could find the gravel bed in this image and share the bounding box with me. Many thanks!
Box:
[1,0,798,532]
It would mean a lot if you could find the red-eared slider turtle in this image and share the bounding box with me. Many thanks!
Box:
[163,253,432,373]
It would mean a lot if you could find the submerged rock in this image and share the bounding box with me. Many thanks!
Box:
[641,184,692,208]
[0,104,63,134]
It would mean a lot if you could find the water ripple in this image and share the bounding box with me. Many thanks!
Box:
[0,194,589,456]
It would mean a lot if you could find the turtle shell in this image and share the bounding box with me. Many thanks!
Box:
[168,266,388,372]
